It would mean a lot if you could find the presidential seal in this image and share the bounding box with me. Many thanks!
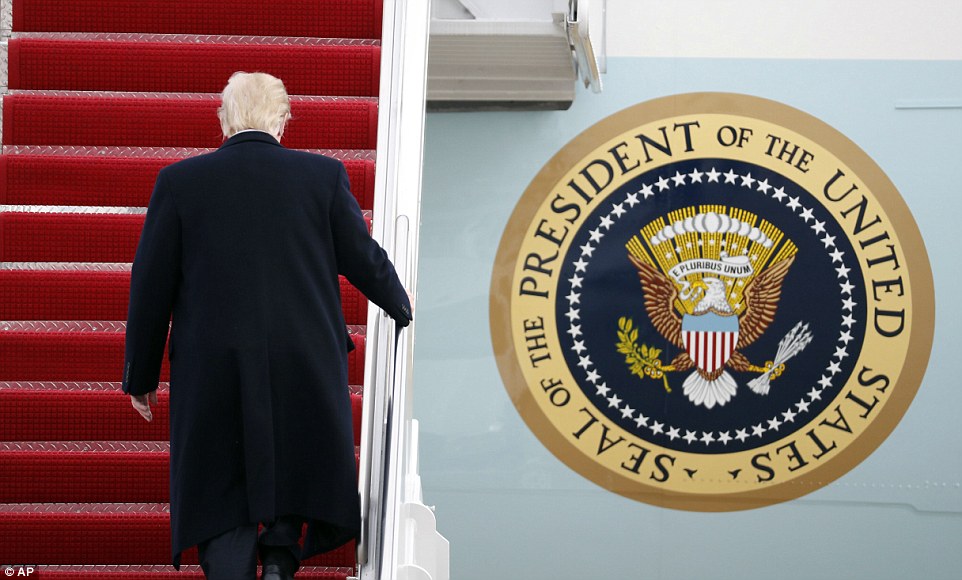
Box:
[490,93,934,511]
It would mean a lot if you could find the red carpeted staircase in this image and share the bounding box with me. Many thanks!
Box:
[0,0,384,577]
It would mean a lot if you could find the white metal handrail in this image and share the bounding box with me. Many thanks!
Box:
[356,0,433,579]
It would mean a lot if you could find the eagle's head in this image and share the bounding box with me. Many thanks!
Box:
[692,277,733,314]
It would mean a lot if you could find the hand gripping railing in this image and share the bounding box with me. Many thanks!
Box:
[355,0,433,579]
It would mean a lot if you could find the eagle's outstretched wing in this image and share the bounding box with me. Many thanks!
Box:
[737,255,795,349]
[628,254,684,348]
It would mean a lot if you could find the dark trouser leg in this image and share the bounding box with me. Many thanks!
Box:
[258,514,306,575]
[196,523,259,580]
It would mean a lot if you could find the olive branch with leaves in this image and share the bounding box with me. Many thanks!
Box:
[616,317,672,393]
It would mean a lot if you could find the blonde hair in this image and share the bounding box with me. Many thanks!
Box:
[217,72,291,139]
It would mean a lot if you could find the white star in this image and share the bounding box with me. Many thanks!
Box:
[799,207,815,222]
[574,258,588,272]
[836,264,851,278]
[586,369,600,383]
[569,274,583,288]
[595,382,610,396]
[787,196,802,210]
[671,171,687,186]
[700,431,716,445]
[620,405,635,419]
[599,215,614,230]
[767,417,782,431]
[565,307,580,322]
[651,421,665,435]
[751,423,766,437]
[735,429,749,442]
[839,330,853,344]
[625,192,640,207]
[683,430,698,444]
[808,387,823,401]
[821,234,837,248]
[772,186,787,201]
[811,220,827,234]
[607,394,622,408]
[723,169,738,184]
[567,324,582,338]
[842,314,856,327]
[706,167,721,182]
[782,409,797,423]
[689,168,704,183]
[834,345,849,360]
[818,375,833,389]
[572,340,586,354]
[842,297,856,311]
[666,426,680,440]
[580,243,595,258]
[577,354,592,369]
[566,290,581,304]
[635,413,649,428]
[827,360,842,375]
[740,173,756,188]
[796,399,811,413]
[830,248,845,263]
[611,203,626,218]
[640,183,655,198]
[655,176,670,191]
[718,431,732,445]
[756,178,771,194]
[589,228,604,243]
[840,280,854,295]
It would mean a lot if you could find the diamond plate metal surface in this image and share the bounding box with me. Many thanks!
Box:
[7,89,378,103]
[0,320,128,332]
[1,144,376,160]
[0,381,169,392]
[0,441,170,452]
[0,205,147,214]
[0,502,170,513]
[0,0,10,38]
[0,320,365,335]
[1,39,8,91]
[11,32,380,47]
[0,262,132,271]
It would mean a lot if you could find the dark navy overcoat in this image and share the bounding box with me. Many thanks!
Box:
[121,130,411,569]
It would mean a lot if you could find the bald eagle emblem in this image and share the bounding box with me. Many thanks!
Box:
[621,208,814,409]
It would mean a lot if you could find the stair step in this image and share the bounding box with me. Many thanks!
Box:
[0,441,169,502]
[2,92,378,149]
[0,503,355,567]
[12,0,383,39]
[0,322,367,385]
[18,564,352,579]
[0,150,376,210]
[0,269,368,324]
[0,431,362,504]
[0,210,372,263]
[8,35,380,96]
[0,383,364,444]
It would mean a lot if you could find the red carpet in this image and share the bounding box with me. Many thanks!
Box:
[0,270,368,324]
[0,152,376,208]
[8,37,380,96]
[2,93,379,149]
[0,211,371,263]
[13,0,383,39]
[1,0,384,575]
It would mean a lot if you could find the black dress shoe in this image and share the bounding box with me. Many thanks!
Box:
[261,562,294,580]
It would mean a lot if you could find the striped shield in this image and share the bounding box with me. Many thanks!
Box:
[681,312,740,374]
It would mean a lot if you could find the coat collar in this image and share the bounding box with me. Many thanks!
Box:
[219,130,283,149]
